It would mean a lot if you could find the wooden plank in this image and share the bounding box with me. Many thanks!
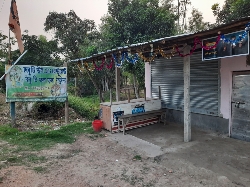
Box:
[100,105,112,131]
[118,109,164,119]
[121,113,162,122]
[184,45,191,142]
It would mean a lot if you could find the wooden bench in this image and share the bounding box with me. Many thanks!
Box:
[117,109,166,135]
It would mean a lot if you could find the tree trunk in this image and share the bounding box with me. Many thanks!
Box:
[102,78,105,91]
[105,76,109,91]
[74,77,77,96]
[133,73,139,99]
[177,0,180,32]
[85,68,104,102]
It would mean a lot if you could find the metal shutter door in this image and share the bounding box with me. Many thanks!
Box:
[151,52,219,116]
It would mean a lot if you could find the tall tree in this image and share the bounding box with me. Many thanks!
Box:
[11,31,61,66]
[44,10,106,101]
[188,8,213,32]
[212,0,250,24]
[177,0,191,32]
[44,10,98,59]
[99,0,177,98]
[0,32,8,91]
[0,32,8,62]
[100,0,176,49]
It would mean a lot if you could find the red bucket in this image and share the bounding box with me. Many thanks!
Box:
[92,120,103,132]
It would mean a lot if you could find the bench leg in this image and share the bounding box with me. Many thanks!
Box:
[118,119,120,132]
[123,121,125,135]
[123,117,131,135]
[123,118,127,135]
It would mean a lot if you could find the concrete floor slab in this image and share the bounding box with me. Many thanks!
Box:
[108,133,165,157]
[110,122,250,186]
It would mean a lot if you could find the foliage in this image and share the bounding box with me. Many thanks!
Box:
[211,0,250,24]
[188,8,214,32]
[122,59,145,91]
[76,61,115,99]
[176,0,192,32]
[44,10,107,100]
[0,32,8,62]
[0,32,8,92]
[0,63,5,92]
[98,0,176,97]
[11,31,62,66]
[99,0,176,50]
[133,155,142,161]
[44,10,98,60]
[68,94,100,120]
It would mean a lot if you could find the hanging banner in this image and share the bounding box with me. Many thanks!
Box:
[5,65,67,102]
[202,30,249,61]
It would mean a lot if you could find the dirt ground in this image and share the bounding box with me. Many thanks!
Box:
[0,92,250,187]
[0,122,250,187]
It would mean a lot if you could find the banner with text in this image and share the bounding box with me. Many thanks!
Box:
[5,65,67,102]
[202,30,249,61]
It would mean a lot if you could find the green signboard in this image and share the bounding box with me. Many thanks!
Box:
[5,65,67,102]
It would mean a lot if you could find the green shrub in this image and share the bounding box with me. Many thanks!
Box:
[68,94,99,120]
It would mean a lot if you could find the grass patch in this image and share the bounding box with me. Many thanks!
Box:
[133,155,142,161]
[0,122,96,151]
[26,155,47,163]
[120,169,144,185]
[7,156,22,163]
[0,122,102,168]
[33,166,47,173]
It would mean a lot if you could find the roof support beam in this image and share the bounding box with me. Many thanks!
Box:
[183,45,191,142]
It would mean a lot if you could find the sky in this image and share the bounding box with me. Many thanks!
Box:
[0,0,223,42]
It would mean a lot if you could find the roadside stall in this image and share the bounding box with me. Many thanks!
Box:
[100,97,162,133]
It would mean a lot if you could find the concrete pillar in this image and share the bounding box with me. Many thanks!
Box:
[183,45,191,142]
[145,62,151,98]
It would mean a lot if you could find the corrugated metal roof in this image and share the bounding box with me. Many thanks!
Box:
[71,16,250,63]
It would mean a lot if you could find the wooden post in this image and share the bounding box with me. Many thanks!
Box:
[144,87,146,101]
[110,88,112,105]
[128,89,130,103]
[10,102,15,127]
[183,45,191,142]
[64,62,69,124]
[158,86,161,100]
[115,67,120,102]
